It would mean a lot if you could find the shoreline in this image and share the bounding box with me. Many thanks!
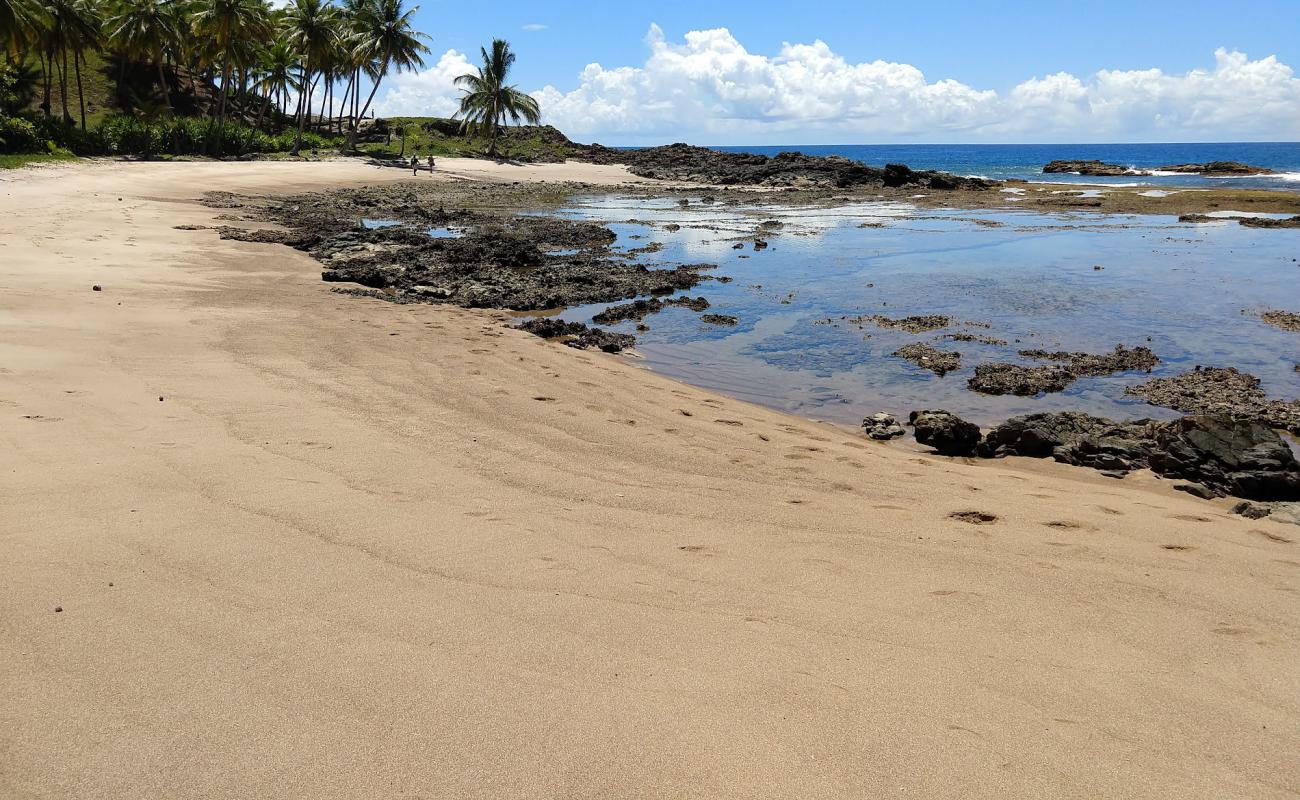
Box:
[3,159,1299,797]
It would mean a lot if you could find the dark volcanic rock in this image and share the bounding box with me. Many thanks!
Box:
[591,296,709,324]
[968,363,1077,396]
[1043,160,1138,176]
[1148,416,1300,500]
[978,411,1160,473]
[893,343,961,376]
[1126,366,1300,434]
[577,143,995,190]
[515,318,636,353]
[700,313,739,326]
[862,412,907,440]
[1018,345,1159,376]
[978,411,1300,500]
[1231,501,1272,519]
[1157,161,1274,176]
[909,409,981,456]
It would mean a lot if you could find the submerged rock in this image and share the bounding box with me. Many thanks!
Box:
[591,296,709,325]
[862,412,907,440]
[1259,309,1300,332]
[893,343,961,376]
[1018,344,1159,376]
[1126,366,1300,434]
[700,314,739,326]
[868,314,951,333]
[968,363,1077,396]
[909,409,981,456]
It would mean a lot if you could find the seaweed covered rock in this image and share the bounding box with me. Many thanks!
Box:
[968,363,1077,396]
[909,409,981,456]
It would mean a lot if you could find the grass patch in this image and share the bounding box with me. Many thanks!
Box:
[0,152,78,169]
[356,117,581,163]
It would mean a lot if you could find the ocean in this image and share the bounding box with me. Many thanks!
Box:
[708,142,1300,191]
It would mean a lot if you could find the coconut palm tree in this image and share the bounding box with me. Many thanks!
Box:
[2,0,45,58]
[454,38,539,158]
[342,0,426,150]
[282,0,335,153]
[193,0,270,149]
[40,0,101,126]
[253,37,297,129]
[107,0,180,111]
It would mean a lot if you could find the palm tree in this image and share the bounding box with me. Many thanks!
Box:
[107,0,180,111]
[2,0,45,58]
[40,0,101,127]
[193,0,270,150]
[454,39,539,158]
[342,0,426,150]
[253,37,297,129]
[282,0,334,153]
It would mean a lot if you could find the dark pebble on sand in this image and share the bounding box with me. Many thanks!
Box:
[54,606,62,612]
[92,285,102,291]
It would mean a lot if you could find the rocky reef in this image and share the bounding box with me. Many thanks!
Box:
[905,409,1300,501]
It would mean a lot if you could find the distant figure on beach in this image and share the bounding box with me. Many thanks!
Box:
[427,155,436,173]
[410,154,419,175]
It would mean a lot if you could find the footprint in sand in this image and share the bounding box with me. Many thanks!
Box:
[714,419,744,426]
[949,511,998,525]
[1045,520,1084,530]
[22,415,62,422]
[677,545,716,555]
[1254,529,1294,544]
[1172,514,1212,523]
[1161,544,1195,551]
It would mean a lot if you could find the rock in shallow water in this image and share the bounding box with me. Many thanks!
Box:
[968,363,1077,396]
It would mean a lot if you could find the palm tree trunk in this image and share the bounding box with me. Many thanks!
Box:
[214,63,231,155]
[156,58,173,111]
[291,64,310,154]
[347,52,390,152]
[58,47,72,124]
[74,48,86,129]
[256,85,272,130]
[41,47,53,118]
[339,72,354,134]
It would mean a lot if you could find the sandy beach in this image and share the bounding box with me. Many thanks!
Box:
[2,158,1298,798]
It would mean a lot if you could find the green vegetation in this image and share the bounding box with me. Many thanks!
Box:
[355,116,580,163]
[0,150,76,167]
[0,0,434,158]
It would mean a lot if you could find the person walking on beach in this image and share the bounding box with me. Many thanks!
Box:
[411,154,419,176]
[427,154,436,173]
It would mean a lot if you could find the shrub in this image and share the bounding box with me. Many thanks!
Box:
[0,115,41,154]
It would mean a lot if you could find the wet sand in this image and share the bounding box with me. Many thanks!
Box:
[2,158,1299,798]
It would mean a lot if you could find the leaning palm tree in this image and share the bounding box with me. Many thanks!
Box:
[454,39,539,158]
[107,0,180,111]
[342,0,426,150]
[252,37,298,129]
[282,0,335,154]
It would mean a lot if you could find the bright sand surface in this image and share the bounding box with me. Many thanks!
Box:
[2,158,1298,799]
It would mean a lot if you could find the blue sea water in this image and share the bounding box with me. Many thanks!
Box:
[534,196,1300,432]
[708,142,1300,191]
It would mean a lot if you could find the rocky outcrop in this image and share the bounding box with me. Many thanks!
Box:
[591,296,710,325]
[975,411,1300,500]
[577,143,996,190]
[868,314,951,333]
[863,412,906,440]
[1126,366,1300,434]
[1043,160,1138,176]
[515,318,636,353]
[1156,161,1274,176]
[893,343,961,376]
[909,410,982,456]
[1259,310,1300,332]
[968,363,1077,396]
[1180,214,1300,228]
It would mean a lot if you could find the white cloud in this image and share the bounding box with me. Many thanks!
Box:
[374,49,475,119]
[522,23,547,31]
[376,26,1300,144]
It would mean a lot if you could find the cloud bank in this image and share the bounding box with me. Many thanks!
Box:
[376,25,1300,144]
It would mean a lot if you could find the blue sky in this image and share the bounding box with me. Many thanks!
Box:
[374,0,1300,144]
[414,0,1299,95]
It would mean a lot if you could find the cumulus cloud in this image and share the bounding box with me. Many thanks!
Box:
[377,25,1300,144]
[375,49,475,119]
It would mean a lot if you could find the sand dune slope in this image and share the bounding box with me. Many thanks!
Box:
[1,160,1297,799]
